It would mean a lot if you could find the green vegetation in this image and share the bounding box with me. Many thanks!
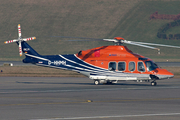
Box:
[0,0,180,61]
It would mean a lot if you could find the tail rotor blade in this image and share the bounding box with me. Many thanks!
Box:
[5,24,36,57]
[18,24,21,37]
[23,37,36,41]
[4,39,18,44]
[19,41,22,56]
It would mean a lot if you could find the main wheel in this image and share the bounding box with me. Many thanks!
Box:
[94,80,99,85]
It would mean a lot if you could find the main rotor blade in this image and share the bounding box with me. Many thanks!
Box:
[128,41,180,49]
[51,36,102,40]
[103,39,119,42]
[65,39,100,42]
[60,38,120,42]
[18,24,21,37]
[123,40,159,50]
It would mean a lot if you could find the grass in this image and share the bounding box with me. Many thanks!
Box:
[0,0,180,61]
[107,1,180,57]
[0,0,139,58]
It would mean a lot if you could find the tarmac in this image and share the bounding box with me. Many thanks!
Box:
[0,77,180,120]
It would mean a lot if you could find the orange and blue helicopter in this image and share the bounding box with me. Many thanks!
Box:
[4,24,180,86]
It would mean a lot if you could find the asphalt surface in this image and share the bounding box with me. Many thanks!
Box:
[1,61,180,67]
[0,77,180,120]
[0,61,34,66]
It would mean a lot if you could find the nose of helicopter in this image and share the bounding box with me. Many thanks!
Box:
[153,68,174,79]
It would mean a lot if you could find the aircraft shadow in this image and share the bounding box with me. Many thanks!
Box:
[16,81,169,87]
[16,81,93,85]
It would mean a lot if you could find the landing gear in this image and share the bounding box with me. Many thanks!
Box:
[93,80,113,85]
[94,80,100,85]
[151,81,157,86]
[150,74,158,86]
[106,80,112,84]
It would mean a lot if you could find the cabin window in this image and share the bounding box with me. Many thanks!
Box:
[118,62,125,71]
[138,62,145,72]
[129,62,135,72]
[109,62,116,71]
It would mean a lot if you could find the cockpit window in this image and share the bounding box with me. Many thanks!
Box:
[145,61,158,71]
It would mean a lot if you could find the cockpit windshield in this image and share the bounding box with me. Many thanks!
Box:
[145,61,158,71]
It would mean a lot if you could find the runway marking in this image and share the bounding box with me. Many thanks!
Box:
[30,113,180,120]
[1,97,180,106]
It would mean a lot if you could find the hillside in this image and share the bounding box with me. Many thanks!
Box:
[1,0,180,61]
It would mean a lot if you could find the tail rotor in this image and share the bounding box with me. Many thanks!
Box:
[4,24,36,56]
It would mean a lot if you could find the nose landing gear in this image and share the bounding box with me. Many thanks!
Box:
[151,81,157,86]
[150,74,159,86]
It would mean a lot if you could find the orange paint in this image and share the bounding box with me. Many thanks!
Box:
[76,45,173,76]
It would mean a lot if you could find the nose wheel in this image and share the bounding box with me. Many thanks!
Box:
[150,75,158,86]
[151,81,157,86]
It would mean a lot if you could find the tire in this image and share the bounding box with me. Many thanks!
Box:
[151,82,157,86]
[94,80,99,85]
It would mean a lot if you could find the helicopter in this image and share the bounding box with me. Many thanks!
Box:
[4,24,180,86]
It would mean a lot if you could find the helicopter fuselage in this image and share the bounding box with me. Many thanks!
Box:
[22,43,174,86]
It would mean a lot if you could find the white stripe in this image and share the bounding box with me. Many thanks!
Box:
[59,56,93,72]
[37,62,91,72]
[59,55,97,71]
[65,64,91,72]
[25,53,107,73]
[25,53,106,72]
[36,63,69,71]
[25,53,49,61]
[25,54,90,72]
[30,113,180,120]
[36,63,81,73]
[74,54,107,70]
[60,54,106,72]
